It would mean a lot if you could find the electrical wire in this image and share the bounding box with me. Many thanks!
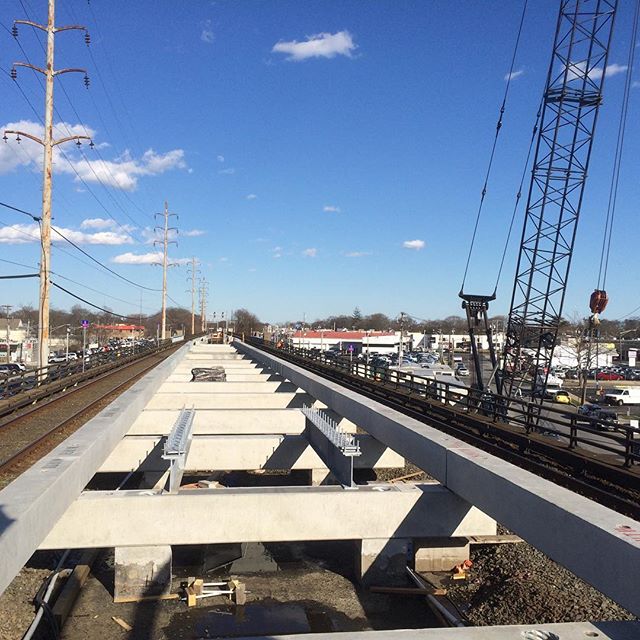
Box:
[0,273,39,279]
[51,281,140,319]
[0,201,162,292]
[460,0,529,292]
[596,0,640,291]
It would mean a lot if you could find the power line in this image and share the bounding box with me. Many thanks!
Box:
[51,281,139,319]
[0,202,161,292]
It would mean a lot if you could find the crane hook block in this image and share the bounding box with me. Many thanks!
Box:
[589,289,608,315]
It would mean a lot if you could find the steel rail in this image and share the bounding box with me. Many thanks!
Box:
[247,339,640,519]
[0,346,180,475]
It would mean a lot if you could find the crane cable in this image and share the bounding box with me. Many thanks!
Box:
[492,100,542,293]
[597,0,640,292]
[460,0,529,292]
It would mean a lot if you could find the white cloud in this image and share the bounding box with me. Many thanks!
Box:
[633,80,640,88]
[112,251,163,265]
[182,229,206,237]
[246,193,257,200]
[219,257,228,262]
[403,239,425,251]
[0,120,187,190]
[200,19,214,43]
[0,222,134,245]
[604,63,628,77]
[505,69,524,81]
[272,246,282,259]
[80,217,115,230]
[248,268,257,272]
[565,61,627,82]
[302,247,317,257]
[218,167,235,175]
[344,251,371,258]
[217,155,225,162]
[272,30,356,62]
[323,205,340,213]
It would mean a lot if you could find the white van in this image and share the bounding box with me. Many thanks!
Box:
[604,387,640,406]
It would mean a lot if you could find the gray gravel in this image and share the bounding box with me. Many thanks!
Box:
[447,541,636,626]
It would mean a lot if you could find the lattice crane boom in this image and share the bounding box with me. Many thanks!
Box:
[499,0,618,401]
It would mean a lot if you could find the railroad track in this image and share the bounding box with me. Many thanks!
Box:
[248,340,640,520]
[0,343,182,484]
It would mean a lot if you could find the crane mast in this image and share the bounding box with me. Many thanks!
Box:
[499,0,618,402]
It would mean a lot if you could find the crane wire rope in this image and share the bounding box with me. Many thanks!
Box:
[596,0,639,291]
[459,0,529,292]
[492,100,542,293]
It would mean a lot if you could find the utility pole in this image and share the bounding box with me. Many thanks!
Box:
[2,305,12,364]
[187,257,200,336]
[398,312,406,369]
[199,279,208,333]
[153,201,178,341]
[4,1,92,371]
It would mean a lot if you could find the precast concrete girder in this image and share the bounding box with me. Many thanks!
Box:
[40,483,495,549]
[99,434,403,473]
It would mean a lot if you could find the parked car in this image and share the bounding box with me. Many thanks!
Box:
[603,387,640,406]
[455,364,470,377]
[548,389,572,404]
[596,370,624,381]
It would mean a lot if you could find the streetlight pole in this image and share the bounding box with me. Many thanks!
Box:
[2,305,11,364]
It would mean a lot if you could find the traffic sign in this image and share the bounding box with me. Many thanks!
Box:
[81,320,89,328]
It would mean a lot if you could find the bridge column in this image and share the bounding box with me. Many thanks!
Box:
[114,545,172,602]
[356,537,410,585]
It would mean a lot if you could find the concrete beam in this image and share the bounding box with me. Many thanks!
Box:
[0,342,192,596]
[157,381,299,394]
[40,483,495,549]
[127,409,307,435]
[236,341,640,617]
[231,622,640,640]
[146,391,316,410]
[98,434,403,472]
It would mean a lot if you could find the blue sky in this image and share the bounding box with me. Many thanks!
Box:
[0,0,638,324]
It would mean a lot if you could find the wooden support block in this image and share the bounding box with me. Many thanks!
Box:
[52,549,98,629]
[193,578,204,596]
[113,593,179,604]
[186,586,197,607]
[234,582,247,605]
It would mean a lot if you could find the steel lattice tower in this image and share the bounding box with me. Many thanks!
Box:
[500,0,618,401]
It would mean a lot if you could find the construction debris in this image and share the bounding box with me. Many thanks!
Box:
[452,559,473,580]
[191,367,226,382]
[111,616,133,631]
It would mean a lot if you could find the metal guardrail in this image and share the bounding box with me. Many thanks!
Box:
[249,338,640,470]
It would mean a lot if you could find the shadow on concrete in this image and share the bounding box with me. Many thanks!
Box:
[274,381,299,393]
[286,393,316,409]
[262,435,308,469]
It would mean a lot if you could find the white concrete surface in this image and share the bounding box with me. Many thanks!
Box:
[127,409,307,435]
[232,622,640,640]
[41,483,496,548]
[146,392,315,410]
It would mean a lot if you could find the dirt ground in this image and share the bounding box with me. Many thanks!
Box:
[61,542,436,640]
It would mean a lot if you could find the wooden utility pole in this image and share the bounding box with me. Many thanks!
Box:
[4,0,92,370]
[153,202,177,341]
